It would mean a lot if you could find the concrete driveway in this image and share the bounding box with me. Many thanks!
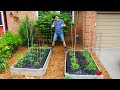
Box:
[94,48,120,79]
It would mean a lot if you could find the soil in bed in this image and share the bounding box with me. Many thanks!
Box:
[66,51,99,75]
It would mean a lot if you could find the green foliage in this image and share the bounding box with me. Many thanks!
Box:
[70,57,81,71]
[0,31,21,73]
[18,15,35,47]
[38,56,42,62]
[35,11,72,43]
[59,12,72,34]
[44,44,48,51]
[70,57,77,63]
[0,58,9,73]
[0,44,14,59]
[31,43,38,48]
[85,62,97,71]
[82,48,97,71]
[34,61,40,68]
[41,51,45,56]
[0,31,22,47]
[64,76,72,79]
[82,48,88,56]
[70,62,80,71]
[17,60,23,68]
[68,51,74,57]
[16,55,21,60]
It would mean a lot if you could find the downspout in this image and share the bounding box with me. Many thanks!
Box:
[3,11,8,31]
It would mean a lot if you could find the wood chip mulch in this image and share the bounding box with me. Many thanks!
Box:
[0,44,111,79]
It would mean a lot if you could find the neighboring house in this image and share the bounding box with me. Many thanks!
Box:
[0,11,120,48]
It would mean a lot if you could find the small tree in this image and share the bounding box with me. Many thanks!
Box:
[18,15,35,47]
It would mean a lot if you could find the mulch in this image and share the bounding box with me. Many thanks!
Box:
[0,44,111,79]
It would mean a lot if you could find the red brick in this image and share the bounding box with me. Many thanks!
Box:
[84,33,90,40]
[83,11,96,48]
[6,11,36,34]
[84,39,90,47]
[85,17,93,25]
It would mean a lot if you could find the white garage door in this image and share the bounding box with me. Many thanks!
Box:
[96,12,120,48]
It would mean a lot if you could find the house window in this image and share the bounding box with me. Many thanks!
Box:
[0,12,3,25]
[37,11,74,23]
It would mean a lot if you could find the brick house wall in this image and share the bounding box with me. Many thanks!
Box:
[6,11,37,34]
[65,11,96,48]
[82,11,96,48]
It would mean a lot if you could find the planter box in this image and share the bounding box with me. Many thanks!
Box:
[10,47,52,76]
[65,50,104,79]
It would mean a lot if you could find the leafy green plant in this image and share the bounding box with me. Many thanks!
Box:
[29,57,34,62]
[32,43,38,48]
[82,48,87,56]
[82,48,97,71]
[70,57,81,71]
[34,61,40,68]
[35,11,72,43]
[16,60,23,68]
[31,53,36,57]
[0,45,13,59]
[69,51,74,57]
[38,56,42,62]
[70,62,80,71]
[70,57,77,63]
[16,53,27,65]
[85,62,97,71]
[0,31,22,47]
[0,33,21,73]
[0,58,9,73]
[86,57,93,64]
[64,76,72,79]
[82,48,93,63]
[44,44,48,51]
[41,51,45,56]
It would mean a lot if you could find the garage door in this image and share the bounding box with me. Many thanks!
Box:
[96,12,120,48]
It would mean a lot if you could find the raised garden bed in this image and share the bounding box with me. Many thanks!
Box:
[64,50,104,79]
[10,46,52,76]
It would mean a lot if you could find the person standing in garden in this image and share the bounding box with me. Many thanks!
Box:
[51,15,68,52]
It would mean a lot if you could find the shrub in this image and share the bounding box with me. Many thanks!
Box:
[0,31,22,47]
[0,58,9,73]
[0,44,10,73]
[0,44,14,59]
[0,31,22,73]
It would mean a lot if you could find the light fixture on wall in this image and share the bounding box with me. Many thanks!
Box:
[9,11,13,17]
